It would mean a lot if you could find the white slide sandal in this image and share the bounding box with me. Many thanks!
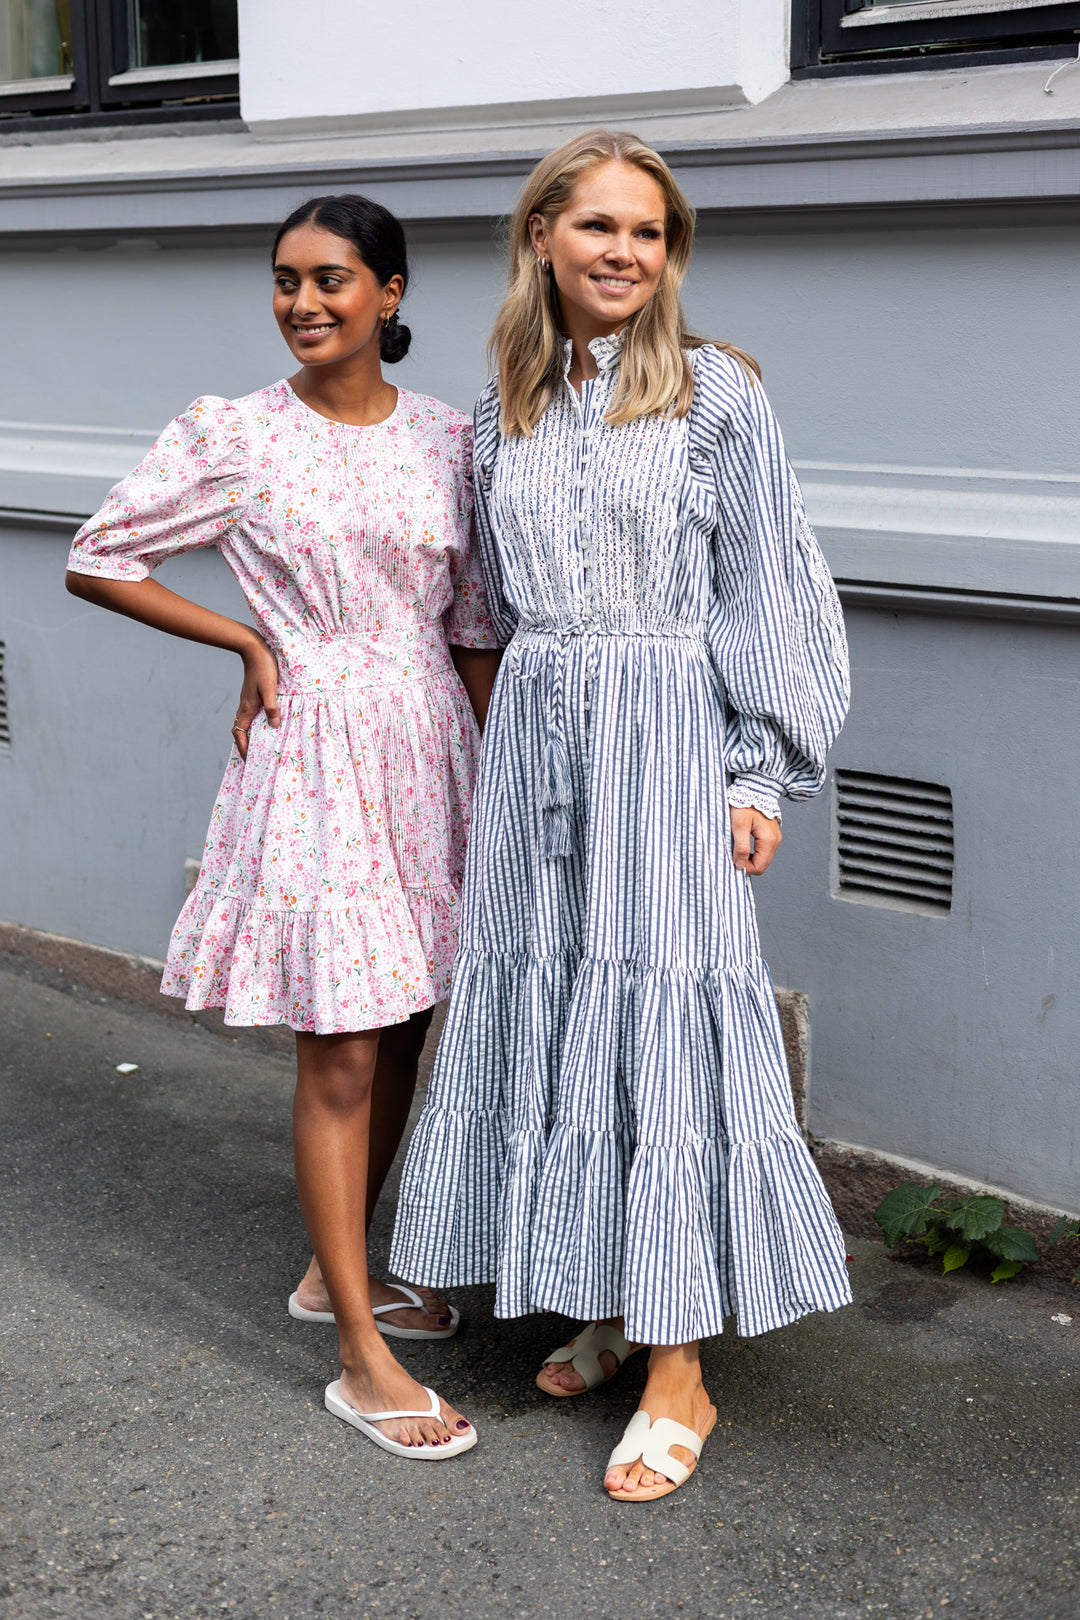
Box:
[288,1283,461,1340]
[324,1380,477,1459]
[606,1405,717,1502]
[536,1320,640,1396]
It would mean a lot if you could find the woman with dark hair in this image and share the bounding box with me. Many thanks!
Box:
[65,194,502,1459]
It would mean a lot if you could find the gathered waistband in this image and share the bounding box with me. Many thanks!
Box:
[514,610,706,644]
[271,626,454,694]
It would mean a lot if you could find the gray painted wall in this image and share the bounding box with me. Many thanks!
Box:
[686,218,1080,475]
[755,604,1080,1214]
[1,210,1077,1211]
[3,217,1077,463]
[2,532,247,958]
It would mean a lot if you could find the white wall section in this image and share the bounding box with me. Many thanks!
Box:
[238,0,790,139]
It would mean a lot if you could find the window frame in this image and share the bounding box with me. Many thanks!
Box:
[0,0,239,130]
[792,0,1080,75]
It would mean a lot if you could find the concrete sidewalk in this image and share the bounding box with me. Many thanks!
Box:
[1,951,1077,1620]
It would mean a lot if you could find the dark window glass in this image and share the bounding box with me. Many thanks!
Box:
[0,0,239,125]
[793,1,1080,74]
[125,0,237,70]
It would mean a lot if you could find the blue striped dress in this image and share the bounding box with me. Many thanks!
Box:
[390,336,852,1344]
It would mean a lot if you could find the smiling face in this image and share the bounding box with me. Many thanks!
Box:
[529,159,668,341]
[272,222,403,368]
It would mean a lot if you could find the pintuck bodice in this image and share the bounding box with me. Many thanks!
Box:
[70,380,496,670]
[483,352,713,641]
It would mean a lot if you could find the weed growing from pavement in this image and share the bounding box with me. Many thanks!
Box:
[1049,1217,1080,1287]
[874,1183,1039,1282]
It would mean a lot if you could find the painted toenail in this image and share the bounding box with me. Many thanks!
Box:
[456,1419,469,1430]
[437,1315,451,1325]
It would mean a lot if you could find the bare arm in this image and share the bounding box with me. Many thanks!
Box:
[449,646,503,733]
[65,572,279,759]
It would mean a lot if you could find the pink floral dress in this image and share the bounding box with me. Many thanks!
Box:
[68,381,503,1033]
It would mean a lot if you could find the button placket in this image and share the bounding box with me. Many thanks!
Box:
[577,397,599,631]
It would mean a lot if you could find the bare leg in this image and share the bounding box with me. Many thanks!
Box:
[603,1341,714,1496]
[293,1029,470,1447]
[539,1315,644,1392]
[365,1006,434,1221]
[294,1007,452,1332]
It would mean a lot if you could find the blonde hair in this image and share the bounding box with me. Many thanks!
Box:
[490,129,759,436]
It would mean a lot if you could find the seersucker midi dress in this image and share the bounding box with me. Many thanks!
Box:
[67,382,501,1034]
[390,337,853,1344]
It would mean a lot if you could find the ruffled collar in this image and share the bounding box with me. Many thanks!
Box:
[560,327,627,379]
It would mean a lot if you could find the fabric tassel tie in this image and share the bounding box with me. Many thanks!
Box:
[541,637,575,859]
[541,732,574,858]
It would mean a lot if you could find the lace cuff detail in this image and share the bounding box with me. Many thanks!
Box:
[727,778,782,824]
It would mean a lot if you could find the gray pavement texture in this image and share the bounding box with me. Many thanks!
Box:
[1,952,1078,1620]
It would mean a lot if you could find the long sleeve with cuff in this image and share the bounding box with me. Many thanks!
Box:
[691,347,850,823]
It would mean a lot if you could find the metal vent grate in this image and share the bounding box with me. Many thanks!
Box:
[835,770,953,916]
[0,643,9,750]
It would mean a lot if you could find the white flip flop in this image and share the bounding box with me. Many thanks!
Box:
[288,1292,334,1324]
[374,1283,461,1340]
[536,1320,641,1396]
[324,1379,477,1460]
[288,1284,460,1339]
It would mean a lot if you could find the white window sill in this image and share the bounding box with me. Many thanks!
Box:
[107,58,239,88]
[844,0,1069,25]
[0,73,73,97]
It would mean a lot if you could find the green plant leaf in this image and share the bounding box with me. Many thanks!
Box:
[941,1243,971,1273]
[981,1224,1039,1263]
[922,1225,951,1255]
[938,1196,1004,1242]
[990,1260,1025,1284]
[1049,1217,1080,1248]
[874,1183,942,1247]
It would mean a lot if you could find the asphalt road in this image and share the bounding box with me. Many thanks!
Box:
[1,951,1078,1620]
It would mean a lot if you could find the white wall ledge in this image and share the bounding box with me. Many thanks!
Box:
[0,60,1074,238]
[8,419,1079,602]
[242,85,759,144]
[800,463,1080,601]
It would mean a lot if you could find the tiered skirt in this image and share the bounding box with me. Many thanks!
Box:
[390,628,852,1342]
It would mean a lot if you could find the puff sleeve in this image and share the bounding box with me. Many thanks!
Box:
[442,416,510,650]
[462,381,519,648]
[66,396,247,581]
[695,349,850,822]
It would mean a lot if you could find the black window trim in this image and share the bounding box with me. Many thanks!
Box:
[0,0,239,130]
[793,0,1080,74]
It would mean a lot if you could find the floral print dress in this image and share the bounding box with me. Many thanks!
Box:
[68,382,503,1033]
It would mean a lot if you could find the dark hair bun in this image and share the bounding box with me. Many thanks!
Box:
[380,311,411,364]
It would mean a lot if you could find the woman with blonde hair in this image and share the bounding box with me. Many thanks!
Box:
[391,131,852,1497]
